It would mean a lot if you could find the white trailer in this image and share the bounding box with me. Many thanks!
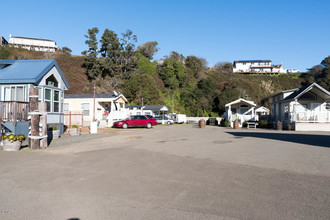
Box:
[169,114,187,124]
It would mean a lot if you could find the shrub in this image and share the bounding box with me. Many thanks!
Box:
[242,121,247,127]
[72,125,79,128]
[258,120,269,128]
[221,119,230,127]
[17,135,26,142]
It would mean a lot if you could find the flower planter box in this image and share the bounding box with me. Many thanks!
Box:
[47,130,60,140]
[69,128,80,136]
[2,140,22,151]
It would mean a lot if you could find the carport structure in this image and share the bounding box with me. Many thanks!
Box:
[143,105,169,117]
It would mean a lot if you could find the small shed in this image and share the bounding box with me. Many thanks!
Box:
[255,106,270,121]
[225,98,257,127]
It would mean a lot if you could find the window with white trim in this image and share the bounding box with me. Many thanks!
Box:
[45,88,52,112]
[284,105,289,120]
[63,103,70,111]
[3,86,25,101]
[54,90,60,113]
[37,87,42,102]
[81,103,90,116]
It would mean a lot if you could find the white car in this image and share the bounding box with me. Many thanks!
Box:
[155,116,174,125]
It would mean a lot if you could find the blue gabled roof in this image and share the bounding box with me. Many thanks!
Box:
[0,59,70,89]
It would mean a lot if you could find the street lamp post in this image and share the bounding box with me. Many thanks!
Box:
[93,83,96,122]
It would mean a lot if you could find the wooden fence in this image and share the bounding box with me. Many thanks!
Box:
[0,101,29,124]
[64,111,84,128]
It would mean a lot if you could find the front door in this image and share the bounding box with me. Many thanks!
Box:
[311,103,321,121]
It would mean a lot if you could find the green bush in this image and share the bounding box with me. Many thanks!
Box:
[221,119,230,127]
[72,125,79,128]
[242,121,247,127]
[258,120,269,128]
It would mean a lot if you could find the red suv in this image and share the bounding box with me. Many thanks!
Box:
[113,115,157,129]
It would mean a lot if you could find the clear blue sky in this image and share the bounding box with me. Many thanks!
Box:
[1,0,329,72]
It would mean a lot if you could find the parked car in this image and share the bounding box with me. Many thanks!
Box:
[155,116,174,125]
[113,115,157,129]
[145,115,155,119]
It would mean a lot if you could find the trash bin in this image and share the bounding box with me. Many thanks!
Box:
[234,120,240,129]
[90,121,98,134]
[199,119,205,128]
[276,121,282,130]
[209,117,216,126]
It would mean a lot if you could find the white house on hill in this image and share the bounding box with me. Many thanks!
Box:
[233,60,286,74]
[9,34,59,53]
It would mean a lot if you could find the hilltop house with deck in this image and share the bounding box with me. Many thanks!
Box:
[9,34,59,53]
[271,83,330,131]
[233,60,286,74]
[0,59,70,136]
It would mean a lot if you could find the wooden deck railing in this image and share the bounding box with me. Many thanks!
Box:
[0,101,29,124]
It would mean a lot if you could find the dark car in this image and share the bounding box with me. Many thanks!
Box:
[113,115,157,129]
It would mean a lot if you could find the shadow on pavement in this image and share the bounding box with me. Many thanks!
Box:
[226,131,330,148]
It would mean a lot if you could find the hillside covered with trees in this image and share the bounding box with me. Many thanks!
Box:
[0,27,329,116]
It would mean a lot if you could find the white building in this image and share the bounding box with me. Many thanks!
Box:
[64,92,128,128]
[271,83,330,131]
[233,60,286,74]
[9,34,59,52]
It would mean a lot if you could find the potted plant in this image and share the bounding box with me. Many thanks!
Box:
[69,125,80,136]
[48,126,60,140]
[2,134,26,151]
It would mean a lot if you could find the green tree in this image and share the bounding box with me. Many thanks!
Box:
[136,54,157,75]
[185,56,207,79]
[159,58,187,89]
[217,84,241,114]
[320,56,330,90]
[81,27,101,79]
[61,46,72,54]
[99,28,122,77]
[195,79,219,116]
[0,45,11,59]
[121,73,160,104]
[214,62,233,75]
[136,41,159,60]
[121,29,137,78]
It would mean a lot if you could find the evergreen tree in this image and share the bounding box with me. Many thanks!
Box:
[81,27,101,79]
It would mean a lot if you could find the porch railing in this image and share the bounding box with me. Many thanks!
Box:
[290,111,330,123]
[0,101,29,123]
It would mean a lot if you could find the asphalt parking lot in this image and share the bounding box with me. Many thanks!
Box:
[0,124,329,219]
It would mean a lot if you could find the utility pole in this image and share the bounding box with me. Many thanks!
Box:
[141,97,144,115]
[172,95,174,113]
[93,83,96,122]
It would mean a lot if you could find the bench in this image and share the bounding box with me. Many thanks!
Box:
[246,122,256,129]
